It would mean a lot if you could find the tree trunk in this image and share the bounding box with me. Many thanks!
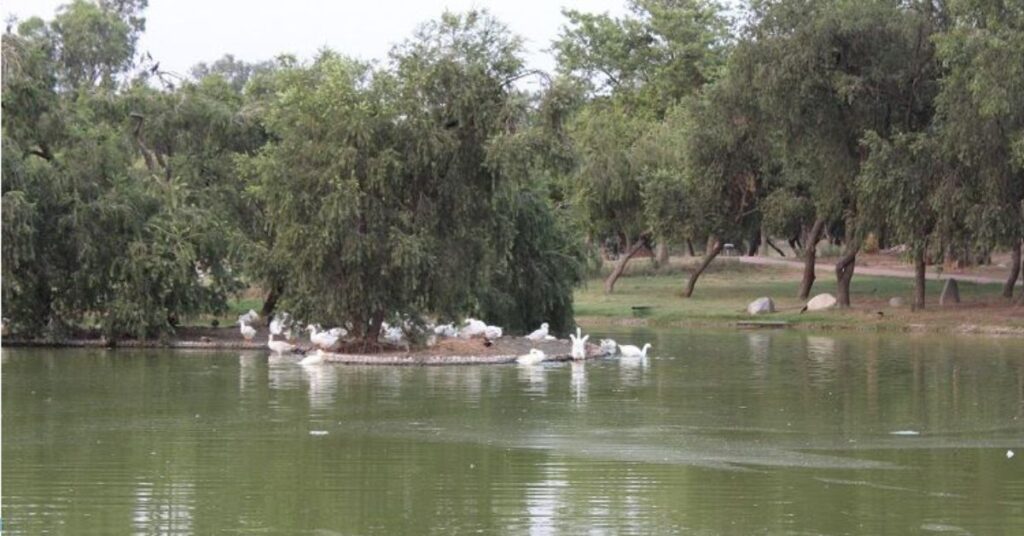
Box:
[686,239,695,257]
[747,227,761,256]
[798,218,826,299]
[913,248,926,310]
[765,237,785,257]
[363,310,386,348]
[1004,239,1022,299]
[789,235,802,256]
[260,281,285,325]
[683,237,722,297]
[1017,261,1024,306]
[759,227,770,256]
[655,241,669,267]
[604,239,646,294]
[835,245,859,308]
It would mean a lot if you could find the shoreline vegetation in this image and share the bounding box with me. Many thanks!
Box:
[5,2,1023,347]
[5,254,1022,354]
[576,255,1024,337]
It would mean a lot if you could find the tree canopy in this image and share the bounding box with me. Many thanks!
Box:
[4,0,1024,341]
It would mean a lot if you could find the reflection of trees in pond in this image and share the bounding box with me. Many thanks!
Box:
[805,335,839,389]
[524,461,568,536]
[132,480,193,535]
[865,338,879,419]
[267,360,303,392]
[747,332,771,383]
[425,366,484,403]
[237,353,261,393]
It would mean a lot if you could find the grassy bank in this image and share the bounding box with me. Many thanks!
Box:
[575,258,1024,334]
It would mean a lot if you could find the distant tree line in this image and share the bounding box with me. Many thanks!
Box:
[3,0,1022,341]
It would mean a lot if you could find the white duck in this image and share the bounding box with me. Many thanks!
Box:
[306,325,340,350]
[516,348,547,365]
[238,320,257,341]
[461,318,487,338]
[484,325,503,339]
[599,338,618,355]
[569,327,590,360]
[238,309,259,326]
[299,349,326,366]
[618,343,652,358]
[267,333,296,355]
[380,322,405,345]
[269,312,292,336]
[525,322,549,341]
[433,323,459,338]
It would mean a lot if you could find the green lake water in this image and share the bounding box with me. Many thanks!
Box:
[3,328,1024,534]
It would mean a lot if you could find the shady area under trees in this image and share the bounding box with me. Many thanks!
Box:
[2,0,1023,348]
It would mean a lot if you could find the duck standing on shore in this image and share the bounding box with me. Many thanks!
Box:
[238,320,257,341]
[525,322,549,341]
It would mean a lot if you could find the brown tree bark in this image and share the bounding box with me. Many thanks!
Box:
[686,239,695,257]
[683,237,722,297]
[361,310,387,349]
[747,227,761,256]
[655,241,669,267]
[260,281,285,325]
[1003,239,1022,299]
[913,248,927,310]
[604,238,646,294]
[798,218,826,299]
[765,237,785,257]
[835,244,859,308]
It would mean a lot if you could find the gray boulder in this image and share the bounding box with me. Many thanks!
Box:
[747,297,776,315]
[806,293,838,311]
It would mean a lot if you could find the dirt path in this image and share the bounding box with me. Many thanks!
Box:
[736,256,1013,285]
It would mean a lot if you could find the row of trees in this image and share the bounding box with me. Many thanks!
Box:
[2,2,583,341]
[3,0,1022,341]
[558,0,1023,308]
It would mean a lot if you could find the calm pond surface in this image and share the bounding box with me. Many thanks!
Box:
[3,328,1024,535]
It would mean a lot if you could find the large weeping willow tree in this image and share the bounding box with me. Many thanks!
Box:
[2,0,238,339]
[243,11,585,342]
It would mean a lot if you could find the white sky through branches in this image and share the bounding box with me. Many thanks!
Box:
[4,0,627,80]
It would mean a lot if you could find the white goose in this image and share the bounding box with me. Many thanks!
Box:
[267,333,296,355]
[461,318,487,338]
[525,322,549,341]
[238,320,257,341]
[516,348,547,365]
[306,325,340,350]
[433,323,459,338]
[484,325,503,339]
[380,322,405,345]
[299,349,326,366]
[269,312,291,336]
[569,327,590,360]
[618,343,652,358]
[238,309,259,326]
[599,338,618,355]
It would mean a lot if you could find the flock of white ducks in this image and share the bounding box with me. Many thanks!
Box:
[236,309,651,366]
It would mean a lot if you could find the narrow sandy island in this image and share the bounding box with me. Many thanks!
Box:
[2,327,609,365]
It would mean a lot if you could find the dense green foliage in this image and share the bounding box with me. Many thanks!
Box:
[3,0,1023,340]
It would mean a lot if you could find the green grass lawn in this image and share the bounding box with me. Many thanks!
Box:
[575,258,1015,331]
[195,258,1016,334]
